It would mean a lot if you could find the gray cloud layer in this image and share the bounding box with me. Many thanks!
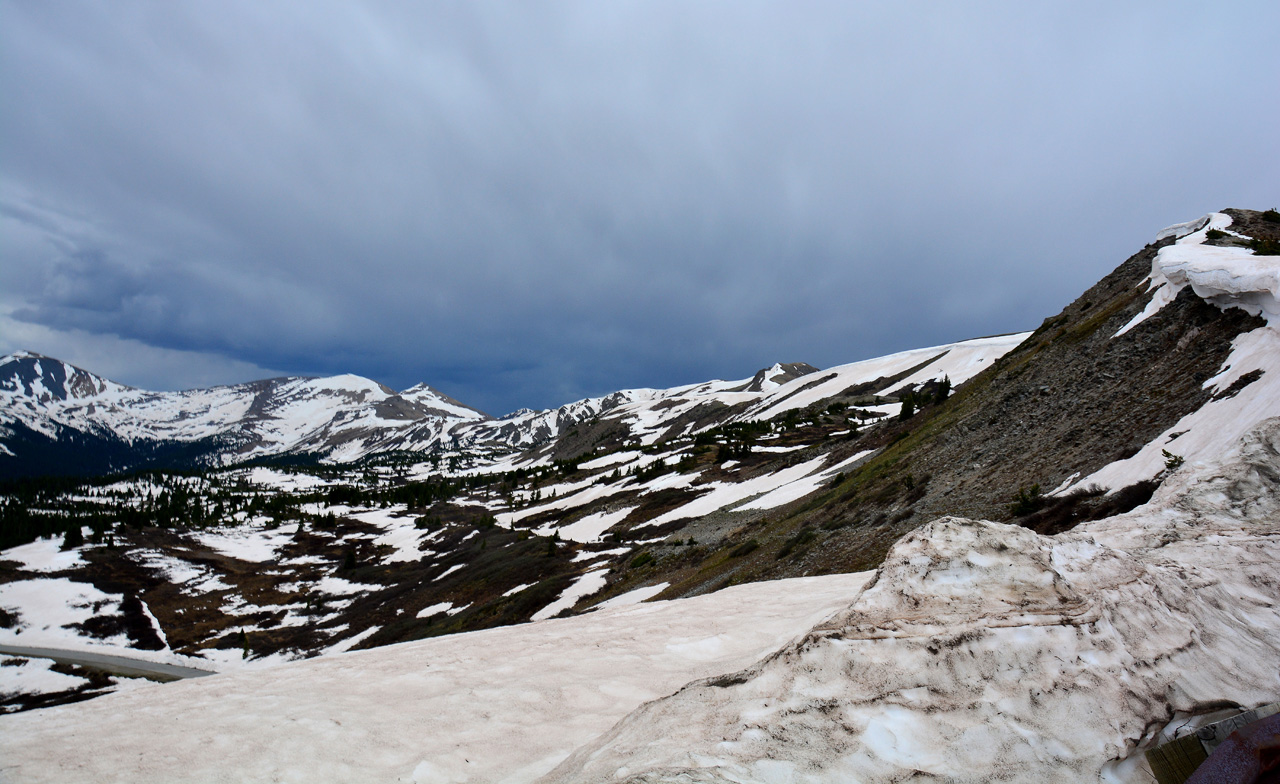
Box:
[3,1,1277,413]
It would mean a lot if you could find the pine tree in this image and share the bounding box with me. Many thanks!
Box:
[898,392,916,421]
[61,525,84,550]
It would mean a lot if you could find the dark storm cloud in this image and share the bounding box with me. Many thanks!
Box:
[2,1,1278,413]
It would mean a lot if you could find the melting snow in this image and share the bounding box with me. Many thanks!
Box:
[537,507,635,544]
[0,572,871,783]
[543,418,1280,783]
[531,568,610,621]
[0,537,86,573]
[0,579,124,648]
[1076,212,1280,492]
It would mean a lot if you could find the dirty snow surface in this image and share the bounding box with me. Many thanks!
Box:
[0,572,873,784]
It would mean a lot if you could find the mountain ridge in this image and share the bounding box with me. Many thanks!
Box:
[0,335,1018,479]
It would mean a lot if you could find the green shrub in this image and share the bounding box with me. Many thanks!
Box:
[776,529,817,559]
[1162,449,1185,471]
[1008,484,1045,516]
[1205,228,1226,240]
[630,551,654,568]
[1262,208,1280,223]
[729,539,759,558]
[1249,237,1280,255]
[898,396,916,420]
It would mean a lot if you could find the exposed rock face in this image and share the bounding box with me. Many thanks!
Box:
[744,362,819,393]
[541,418,1280,784]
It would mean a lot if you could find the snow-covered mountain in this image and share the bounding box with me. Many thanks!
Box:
[0,353,488,476]
[0,333,1022,478]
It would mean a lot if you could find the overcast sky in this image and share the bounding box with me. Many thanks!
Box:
[3,2,1277,414]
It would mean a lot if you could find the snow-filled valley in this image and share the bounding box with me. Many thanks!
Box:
[2,209,1280,782]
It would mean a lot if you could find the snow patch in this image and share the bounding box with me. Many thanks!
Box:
[0,579,124,648]
[593,583,670,611]
[1118,212,1279,336]
[531,568,610,621]
[0,537,86,573]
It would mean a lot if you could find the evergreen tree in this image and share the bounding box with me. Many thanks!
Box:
[898,392,917,421]
[62,525,84,550]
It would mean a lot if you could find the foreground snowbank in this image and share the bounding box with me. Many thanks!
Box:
[0,572,872,783]
[542,418,1280,783]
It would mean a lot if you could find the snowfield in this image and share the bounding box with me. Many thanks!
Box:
[0,572,874,784]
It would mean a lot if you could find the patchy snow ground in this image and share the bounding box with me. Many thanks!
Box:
[537,507,635,544]
[0,655,94,700]
[636,450,874,528]
[189,522,297,563]
[531,568,611,621]
[0,537,86,573]
[0,579,126,648]
[0,572,873,784]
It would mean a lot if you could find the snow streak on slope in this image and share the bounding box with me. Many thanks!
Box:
[543,418,1280,784]
[1073,212,1280,492]
[739,333,1029,423]
[0,573,874,784]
